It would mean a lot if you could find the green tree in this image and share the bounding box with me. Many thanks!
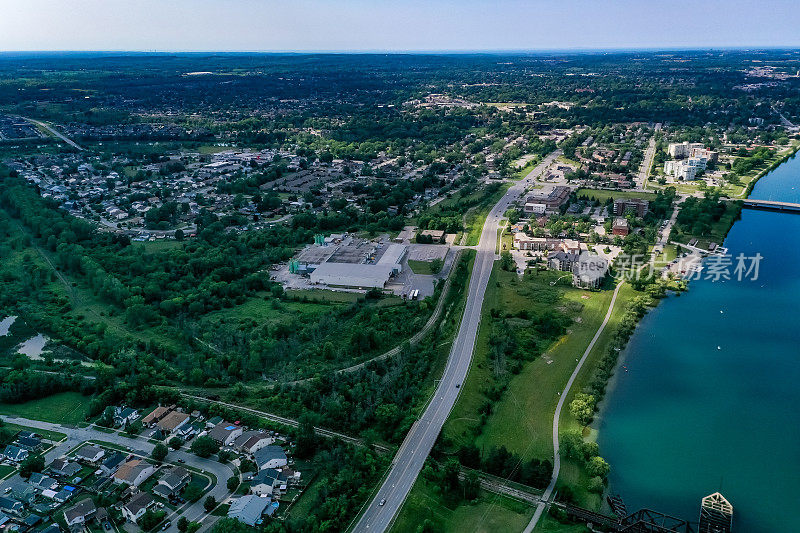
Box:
[586,456,610,479]
[430,257,443,274]
[177,517,189,532]
[19,454,45,478]
[169,437,183,450]
[568,393,596,426]
[204,495,217,513]
[500,250,515,271]
[151,443,168,462]
[190,435,220,458]
[227,476,239,491]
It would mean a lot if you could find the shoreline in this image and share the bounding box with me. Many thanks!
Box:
[590,139,800,513]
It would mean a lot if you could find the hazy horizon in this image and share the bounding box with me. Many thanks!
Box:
[3,0,800,52]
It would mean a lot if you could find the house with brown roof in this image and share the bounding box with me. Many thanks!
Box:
[141,406,171,427]
[155,411,190,436]
[113,460,155,487]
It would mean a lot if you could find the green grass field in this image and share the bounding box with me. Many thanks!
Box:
[0,465,16,479]
[3,421,66,441]
[391,478,534,533]
[537,514,592,532]
[0,392,91,425]
[575,188,657,202]
[408,259,438,275]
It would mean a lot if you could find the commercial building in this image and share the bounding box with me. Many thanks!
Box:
[310,263,396,289]
[524,186,570,213]
[572,254,609,289]
[613,198,649,217]
[612,218,630,236]
[699,492,733,533]
[667,141,705,158]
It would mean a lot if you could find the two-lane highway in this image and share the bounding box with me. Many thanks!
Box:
[353,151,560,533]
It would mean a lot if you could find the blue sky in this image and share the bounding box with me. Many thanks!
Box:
[2,0,799,52]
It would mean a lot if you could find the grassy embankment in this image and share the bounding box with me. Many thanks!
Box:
[463,183,511,246]
[391,478,534,533]
[395,266,635,530]
[0,392,90,425]
[408,260,439,275]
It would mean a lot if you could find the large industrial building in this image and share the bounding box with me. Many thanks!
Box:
[295,237,408,289]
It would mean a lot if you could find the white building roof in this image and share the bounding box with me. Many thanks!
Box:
[377,244,407,266]
[310,263,395,289]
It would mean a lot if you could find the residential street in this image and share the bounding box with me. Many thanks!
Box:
[352,150,561,533]
[0,416,235,533]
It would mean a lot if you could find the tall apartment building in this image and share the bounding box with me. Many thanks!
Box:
[699,492,733,533]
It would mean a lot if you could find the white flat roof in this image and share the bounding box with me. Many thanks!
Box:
[310,262,395,288]
[377,243,407,266]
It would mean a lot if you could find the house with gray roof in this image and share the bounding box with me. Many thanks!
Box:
[227,495,271,527]
[2,445,29,463]
[253,445,287,470]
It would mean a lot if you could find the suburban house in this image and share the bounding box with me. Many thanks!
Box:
[113,460,155,487]
[227,495,273,527]
[63,499,96,529]
[49,459,81,478]
[16,433,43,451]
[155,411,190,437]
[253,445,288,470]
[113,407,140,428]
[208,421,243,446]
[141,406,171,427]
[233,431,274,455]
[2,445,29,463]
[0,497,24,516]
[75,445,105,464]
[100,452,127,475]
[122,492,156,523]
[153,466,191,498]
[250,468,288,497]
[28,472,59,491]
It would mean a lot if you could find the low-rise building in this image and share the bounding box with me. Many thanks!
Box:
[227,495,272,527]
[2,445,29,463]
[113,460,155,487]
[122,493,155,523]
[208,421,244,446]
[572,254,609,289]
[548,251,580,272]
[612,218,630,236]
[75,445,105,464]
[253,445,288,470]
[153,467,191,498]
[250,468,288,497]
[233,431,274,455]
[63,499,96,529]
[155,411,190,437]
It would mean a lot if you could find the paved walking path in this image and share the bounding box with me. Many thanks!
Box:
[523,281,625,533]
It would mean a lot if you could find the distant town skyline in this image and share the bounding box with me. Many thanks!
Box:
[2,0,800,52]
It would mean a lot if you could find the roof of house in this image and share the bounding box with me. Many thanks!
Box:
[208,421,240,442]
[252,468,287,487]
[101,452,126,472]
[156,411,190,431]
[253,445,287,466]
[157,467,190,490]
[114,460,149,483]
[63,499,96,523]
[142,406,170,425]
[124,492,155,515]
[0,497,23,512]
[75,445,104,460]
[227,495,270,526]
[3,445,28,461]
[29,472,57,489]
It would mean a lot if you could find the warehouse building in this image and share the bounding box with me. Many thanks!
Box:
[310,263,396,289]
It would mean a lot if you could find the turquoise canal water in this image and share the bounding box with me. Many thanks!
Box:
[598,152,800,531]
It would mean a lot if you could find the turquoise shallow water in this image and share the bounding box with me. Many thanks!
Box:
[597,152,800,531]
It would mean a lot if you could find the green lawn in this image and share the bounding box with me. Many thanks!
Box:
[408,260,438,275]
[0,465,16,479]
[3,422,66,441]
[575,188,657,203]
[391,477,534,533]
[537,514,592,532]
[0,392,90,425]
[464,183,511,246]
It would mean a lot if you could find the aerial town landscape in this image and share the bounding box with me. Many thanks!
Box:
[1,3,800,533]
